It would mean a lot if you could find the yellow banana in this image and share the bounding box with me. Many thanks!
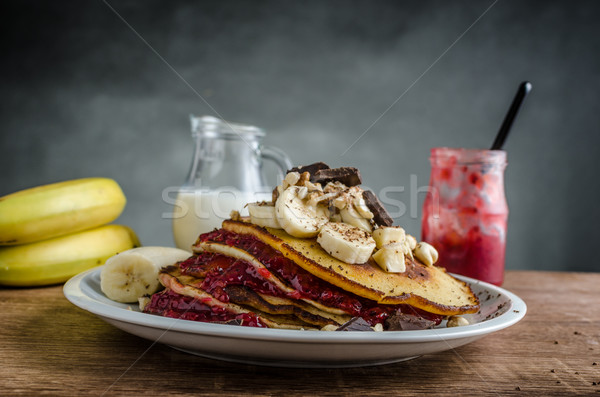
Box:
[0,178,126,245]
[0,224,140,286]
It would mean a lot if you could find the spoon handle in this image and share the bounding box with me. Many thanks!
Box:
[491,81,532,150]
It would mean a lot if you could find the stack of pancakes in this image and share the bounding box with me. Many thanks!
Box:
[143,220,479,330]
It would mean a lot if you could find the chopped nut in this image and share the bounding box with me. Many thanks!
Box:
[323,181,347,194]
[405,234,417,250]
[138,296,151,311]
[372,323,384,332]
[304,180,323,192]
[283,172,301,189]
[321,324,339,331]
[297,171,310,186]
[413,241,439,266]
[447,315,469,327]
[230,210,241,221]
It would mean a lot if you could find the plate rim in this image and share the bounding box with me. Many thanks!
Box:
[63,266,527,344]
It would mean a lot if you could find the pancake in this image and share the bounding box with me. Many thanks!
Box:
[154,266,319,330]
[197,241,348,316]
[211,220,478,316]
[150,251,352,328]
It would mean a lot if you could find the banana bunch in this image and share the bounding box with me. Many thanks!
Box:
[0,178,139,286]
[0,225,139,286]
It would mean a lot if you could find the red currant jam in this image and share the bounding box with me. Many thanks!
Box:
[179,252,288,303]
[198,229,442,326]
[143,289,267,327]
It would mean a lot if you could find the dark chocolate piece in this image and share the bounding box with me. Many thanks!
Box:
[313,167,362,186]
[335,317,374,332]
[385,313,436,331]
[287,162,330,178]
[362,190,393,226]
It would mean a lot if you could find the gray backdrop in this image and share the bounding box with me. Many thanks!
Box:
[2,0,599,272]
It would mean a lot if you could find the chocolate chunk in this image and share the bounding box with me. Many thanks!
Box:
[313,167,362,186]
[385,313,436,331]
[335,317,374,332]
[287,162,330,178]
[223,318,243,326]
[362,190,393,226]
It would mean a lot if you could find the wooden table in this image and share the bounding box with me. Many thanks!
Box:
[1,271,599,396]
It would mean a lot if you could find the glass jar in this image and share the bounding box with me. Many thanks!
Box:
[421,148,508,285]
[172,116,292,250]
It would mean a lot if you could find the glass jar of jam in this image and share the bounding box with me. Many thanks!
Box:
[421,148,508,286]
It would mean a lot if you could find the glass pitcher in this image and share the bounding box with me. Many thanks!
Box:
[172,115,292,250]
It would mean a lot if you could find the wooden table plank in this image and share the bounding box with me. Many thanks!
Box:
[1,271,599,396]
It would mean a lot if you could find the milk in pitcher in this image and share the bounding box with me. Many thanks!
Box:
[172,189,271,251]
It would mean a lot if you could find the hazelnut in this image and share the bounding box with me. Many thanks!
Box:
[413,241,438,266]
[447,316,469,327]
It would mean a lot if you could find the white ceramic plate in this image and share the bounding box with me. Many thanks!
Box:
[64,267,526,368]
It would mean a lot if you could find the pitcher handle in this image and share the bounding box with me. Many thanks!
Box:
[261,146,293,182]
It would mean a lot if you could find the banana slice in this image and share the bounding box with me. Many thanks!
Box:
[275,186,329,238]
[372,226,406,248]
[100,246,191,303]
[247,202,282,229]
[340,205,372,232]
[353,197,374,219]
[317,222,375,264]
[372,243,406,273]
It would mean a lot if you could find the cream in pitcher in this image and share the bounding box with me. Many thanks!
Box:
[171,116,292,251]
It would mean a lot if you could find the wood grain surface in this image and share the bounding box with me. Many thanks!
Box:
[1,271,599,396]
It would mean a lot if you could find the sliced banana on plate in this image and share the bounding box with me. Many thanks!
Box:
[317,222,376,264]
[372,226,406,248]
[340,205,372,233]
[247,202,282,229]
[100,246,191,303]
[275,186,329,238]
[372,243,406,273]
